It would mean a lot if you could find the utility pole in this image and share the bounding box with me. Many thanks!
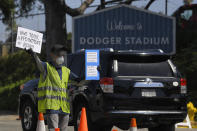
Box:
[101,0,105,9]
[165,0,168,15]
[11,12,14,53]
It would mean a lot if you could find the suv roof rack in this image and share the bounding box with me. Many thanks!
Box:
[75,48,166,55]
[116,49,164,53]
[76,48,114,53]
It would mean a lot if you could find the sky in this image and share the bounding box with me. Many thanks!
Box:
[0,0,196,42]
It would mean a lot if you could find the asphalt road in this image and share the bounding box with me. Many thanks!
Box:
[0,113,196,131]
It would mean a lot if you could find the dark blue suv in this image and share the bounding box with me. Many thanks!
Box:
[19,50,187,131]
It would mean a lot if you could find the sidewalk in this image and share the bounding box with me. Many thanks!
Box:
[0,111,18,121]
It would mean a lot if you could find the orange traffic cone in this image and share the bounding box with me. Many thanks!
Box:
[112,129,118,131]
[36,112,45,131]
[55,128,60,131]
[78,107,88,131]
[129,118,137,131]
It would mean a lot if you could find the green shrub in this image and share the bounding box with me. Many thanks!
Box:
[0,50,37,111]
[0,77,34,111]
[0,49,48,111]
[0,50,36,87]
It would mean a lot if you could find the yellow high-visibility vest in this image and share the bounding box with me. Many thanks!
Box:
[38,62,70,113]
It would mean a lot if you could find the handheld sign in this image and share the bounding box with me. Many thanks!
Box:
[16,27,43,53]
[85,50,100,80]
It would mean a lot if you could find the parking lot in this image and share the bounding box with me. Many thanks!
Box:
[0,113,196,131]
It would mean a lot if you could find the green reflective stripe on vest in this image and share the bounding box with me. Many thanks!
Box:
[38,63,70,113]
[38,86,67,92]
[38,95,69,102]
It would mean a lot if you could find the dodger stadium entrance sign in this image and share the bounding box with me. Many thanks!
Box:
[72,5,176,54]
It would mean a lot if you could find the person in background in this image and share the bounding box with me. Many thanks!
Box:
[27,44,79,131]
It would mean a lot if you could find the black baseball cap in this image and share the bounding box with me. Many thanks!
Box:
[50,44,68,56]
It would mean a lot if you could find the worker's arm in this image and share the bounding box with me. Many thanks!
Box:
[26,49,47,78]
[68,72,81,92]
[69,72,79,81]
[69,72,81,84]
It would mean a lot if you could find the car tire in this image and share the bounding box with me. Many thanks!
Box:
[21,100,38,131]
[98,126,113,131]
[148,124,175,131]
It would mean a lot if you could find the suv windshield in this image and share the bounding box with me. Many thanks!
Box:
[115,60,173,77]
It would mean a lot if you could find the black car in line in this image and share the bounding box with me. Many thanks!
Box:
[19,49,187,131]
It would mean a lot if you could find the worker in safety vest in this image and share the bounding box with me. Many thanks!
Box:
[27,44,79,131]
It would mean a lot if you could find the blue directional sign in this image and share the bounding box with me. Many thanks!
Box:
[72,5,176,54]
[85,50,100,80]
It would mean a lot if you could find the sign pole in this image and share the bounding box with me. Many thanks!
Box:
[11,12,14,53]
[165,0,168,15]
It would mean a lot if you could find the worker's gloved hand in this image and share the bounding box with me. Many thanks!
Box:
[25,48,34,55]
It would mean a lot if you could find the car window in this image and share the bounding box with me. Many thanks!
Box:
[115,61,173,77]
[68,54,84,78]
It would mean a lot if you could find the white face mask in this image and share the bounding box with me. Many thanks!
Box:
[56,56,64,65]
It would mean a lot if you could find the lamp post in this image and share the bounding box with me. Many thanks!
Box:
[11,12,14,53]
[165,0,168,15]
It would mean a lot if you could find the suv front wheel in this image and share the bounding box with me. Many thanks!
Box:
[21,100,38,131]
[148,124,175,131]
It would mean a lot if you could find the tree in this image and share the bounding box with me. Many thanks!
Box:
[0,0,15,23]
[18,0,96,59]
[183,0,193,5]
[0,0,157,57]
